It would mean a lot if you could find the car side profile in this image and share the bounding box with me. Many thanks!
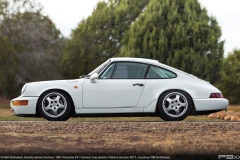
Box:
[10,58,229,121]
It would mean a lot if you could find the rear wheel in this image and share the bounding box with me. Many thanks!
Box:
[158,90,192,121]
[38,90,71,121]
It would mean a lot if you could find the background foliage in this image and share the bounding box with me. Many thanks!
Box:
[0,36,17,97]
[61,0,150,78]
[216,50,240,104]
[0,0,64,97]
[0,0,238,104]
[119,0,224,84]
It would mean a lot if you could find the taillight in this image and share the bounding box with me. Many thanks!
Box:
[209,93,223,98]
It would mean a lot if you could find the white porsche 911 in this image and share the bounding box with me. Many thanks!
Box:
[11,58,229,121]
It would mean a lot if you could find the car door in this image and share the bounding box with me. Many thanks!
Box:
[82,62,148,108]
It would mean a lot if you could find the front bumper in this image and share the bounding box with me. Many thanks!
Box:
[193,98,229,111]
[10,96,39,115]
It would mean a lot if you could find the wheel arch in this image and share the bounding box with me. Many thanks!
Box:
[155,89,196,115]
[36,89,76,117]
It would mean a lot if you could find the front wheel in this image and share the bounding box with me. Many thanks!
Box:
[38,90,71,121]
[158,90,192,121]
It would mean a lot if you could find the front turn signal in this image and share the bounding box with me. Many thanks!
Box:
[12,100,28,106]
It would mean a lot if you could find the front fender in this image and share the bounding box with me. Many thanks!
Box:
[22,80,85,108]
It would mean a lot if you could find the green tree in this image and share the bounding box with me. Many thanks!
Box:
[216,50,240,104]
[0,36,18,97]
[61,0,149,78]
[120,0,224,83]
[0,0,65,97]
[2,11,64,83]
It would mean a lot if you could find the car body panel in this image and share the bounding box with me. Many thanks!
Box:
[193,98,229,111]
[82,80,145,108]
[143,100,158,113]
[75,107,143,114]
[10,96,38,114]
[136,75,222,109]
[22,80,85,109]
[110,57,159,65]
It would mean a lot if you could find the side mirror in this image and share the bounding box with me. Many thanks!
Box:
[90,73,99,83]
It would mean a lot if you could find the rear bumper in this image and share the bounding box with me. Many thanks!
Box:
[193,98,229,111]
[10,96,39,115]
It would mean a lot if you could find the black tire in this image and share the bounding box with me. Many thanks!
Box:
[158,90,192,121]
[38,90,71,121]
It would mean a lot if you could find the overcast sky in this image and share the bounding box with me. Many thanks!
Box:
[39,0,240,57]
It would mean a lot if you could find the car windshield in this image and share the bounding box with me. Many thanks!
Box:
[88,59,111,76]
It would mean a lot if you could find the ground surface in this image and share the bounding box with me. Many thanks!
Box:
[1,98,240,159]
[0,121,240,160]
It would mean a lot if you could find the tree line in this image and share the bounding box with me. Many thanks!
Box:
[0,0,64,97]
[0,0,239,104]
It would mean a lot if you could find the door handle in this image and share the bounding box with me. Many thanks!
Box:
[133,83,144,87]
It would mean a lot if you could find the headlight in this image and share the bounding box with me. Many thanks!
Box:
[21,83,28,95]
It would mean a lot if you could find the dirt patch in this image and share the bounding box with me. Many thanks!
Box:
[0,122,240,159]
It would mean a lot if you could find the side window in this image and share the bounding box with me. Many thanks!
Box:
[112,62,148,79]
[99,63,116,79]
[147,66,176,79]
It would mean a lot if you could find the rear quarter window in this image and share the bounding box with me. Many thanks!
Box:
[147,65,177,79]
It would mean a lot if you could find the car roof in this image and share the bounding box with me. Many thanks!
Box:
[110,57,196,79]
[110,57,160,65]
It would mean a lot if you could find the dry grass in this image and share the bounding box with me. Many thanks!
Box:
[227,105,240,112]
[0,108,14,117]
[0,98,15,118]
[206,105,240,121]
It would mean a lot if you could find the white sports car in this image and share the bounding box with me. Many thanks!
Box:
[11,58,229,121]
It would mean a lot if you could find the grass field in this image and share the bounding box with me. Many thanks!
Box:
[1,97,238,121]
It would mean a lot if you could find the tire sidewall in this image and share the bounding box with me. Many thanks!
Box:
[158,90,192,121]
[38,90,71,121]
